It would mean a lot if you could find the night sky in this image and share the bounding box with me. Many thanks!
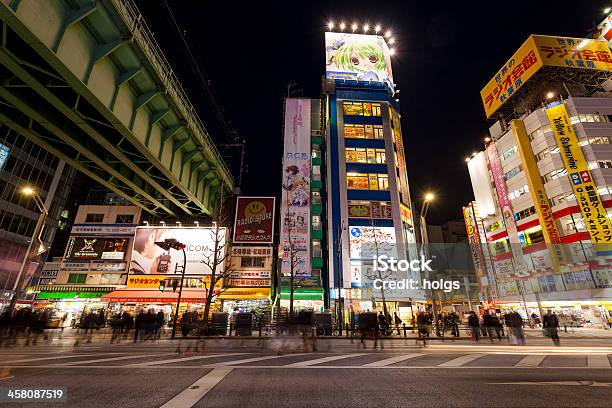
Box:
[134,1,604,224]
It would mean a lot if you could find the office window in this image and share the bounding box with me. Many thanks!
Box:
[67,273,87,284]
[312,191,321,205]
[500,145,518,161]
[240,257,265,268]
[514,206,536,221]
[100,274,122,285]
[504,164,522,181]
[312,241,322,258]
[378,174,389,190]
[312,215,321,231]
[115,214,134,223]
[85,213,104,223]
[344,124,384,139]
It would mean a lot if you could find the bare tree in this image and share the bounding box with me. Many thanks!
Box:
[363,225,394,316]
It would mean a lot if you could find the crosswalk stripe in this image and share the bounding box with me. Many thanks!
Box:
[438,354,486,367]
[5,354,101,364]
[56,353,175,366]
[515,354,546,367]
[362,353,424,367]
[587,355,611,368]
[285,353,365,367]
[131,353,249,367]
[160,367,233,408]
[218,354,307,366]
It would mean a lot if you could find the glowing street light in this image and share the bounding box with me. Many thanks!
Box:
[546,91,555,99]
[424,192,435,202]
[21,186,34,196]
[385,30,392,38]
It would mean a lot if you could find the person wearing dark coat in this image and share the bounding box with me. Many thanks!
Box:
[543,309,560,346]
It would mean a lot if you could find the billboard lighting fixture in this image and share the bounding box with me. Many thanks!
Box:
[194,221,199,227]
[389,48,396,55]
[605,7,611,14]
[339,22,346,31]
[328,21,334,29]
[385,30,392,38]
[351,23,358,32]
[363,24,369,32]
[375,25,381,33]
[465,157,471,163]
[388,38,395,44]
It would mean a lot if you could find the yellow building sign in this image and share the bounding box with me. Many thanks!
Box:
[481,35,612,118]
[546,102,612,247]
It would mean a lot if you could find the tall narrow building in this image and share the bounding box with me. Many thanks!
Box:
[322,30,421,320]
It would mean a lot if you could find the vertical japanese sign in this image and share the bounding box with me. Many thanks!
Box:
[546,103,612,248]
[280,98,311,277]
[233,196,275,243]
[463,203,485,294]
[512,120,565,270]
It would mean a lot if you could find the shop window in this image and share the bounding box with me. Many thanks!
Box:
[240,257,265,268]
[346,173,369,190]
[100,273,121,285]
[535,148,550,163]
[508,184,529,200]
[85,213,104,223]
[344,124,383,139]
[346,148,386,164]
[67,273,87,284]
[342,101,382,117]
[115,214,134,223]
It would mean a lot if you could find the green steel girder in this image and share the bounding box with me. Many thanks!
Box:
[0,109,165,216]
[0,0,232,217]
[0,46,194,216]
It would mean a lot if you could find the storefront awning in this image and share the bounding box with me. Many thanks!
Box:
[101,289,212,303]
[279,288,323,301]
[37,291,111,300]
[217,288,270,300]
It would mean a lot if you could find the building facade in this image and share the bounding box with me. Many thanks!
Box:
[465,35,612,327]
[0,126,75,309]
[29,205,141,325]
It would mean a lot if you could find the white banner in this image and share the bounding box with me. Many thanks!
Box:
[280,99,311,277]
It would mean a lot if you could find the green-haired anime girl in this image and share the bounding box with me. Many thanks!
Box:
[331,41,389,82]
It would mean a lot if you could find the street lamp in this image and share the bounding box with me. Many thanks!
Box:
[7,186,48,314]
[155,238,187,339]
[419,192,439,327]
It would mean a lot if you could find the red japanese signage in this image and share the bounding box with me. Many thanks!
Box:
[233,197,275,244]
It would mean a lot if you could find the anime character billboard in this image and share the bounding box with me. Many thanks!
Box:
[325,32,394,89]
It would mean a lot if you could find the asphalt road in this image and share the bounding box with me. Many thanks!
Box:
[0,339,611,407]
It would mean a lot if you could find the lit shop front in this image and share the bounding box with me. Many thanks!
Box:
[279,287,325,312]
[30,285,114,327]
[224,245,274,313]
[498,299,612,328]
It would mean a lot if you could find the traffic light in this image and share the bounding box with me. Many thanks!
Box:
[155,238,186,251]
[159,279,166,292]
[172,279,178,292]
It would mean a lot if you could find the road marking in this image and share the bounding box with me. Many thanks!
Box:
[363,353,424,367]
[515,354,546,367]
[285,353,365,367]
[492,381,612,387]
[3,354,101,364]
[218,354,307,366]
[130,353,249,367]
[438,354,486,367]
[160,367,233,408]
[55,353,175,366]
[587,355,611,368]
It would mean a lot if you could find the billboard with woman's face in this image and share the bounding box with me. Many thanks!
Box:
[129,227,226,275]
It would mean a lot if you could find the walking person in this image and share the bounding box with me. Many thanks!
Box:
[468,311,480,342]
[543,309,560,346]
[511,311,526,345]
[394,312,402,336]
[134,309,145,342]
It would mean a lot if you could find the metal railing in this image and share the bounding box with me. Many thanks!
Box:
[106,0,234,190]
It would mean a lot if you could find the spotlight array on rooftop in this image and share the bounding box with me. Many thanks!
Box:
[326,20,396,55]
